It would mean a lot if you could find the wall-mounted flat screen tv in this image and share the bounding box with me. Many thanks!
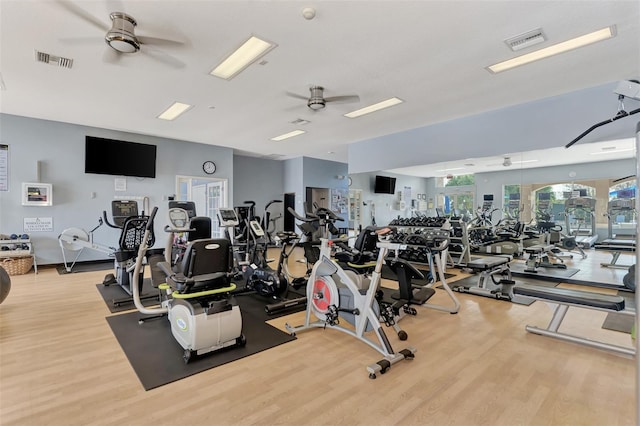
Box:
[374,175,396,194]
[85,136,157,178]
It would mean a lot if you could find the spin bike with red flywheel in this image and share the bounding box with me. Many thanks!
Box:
[285,223,417,379]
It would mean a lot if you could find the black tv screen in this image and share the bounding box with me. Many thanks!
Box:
[374,175,396,194]
[85,136,157,178]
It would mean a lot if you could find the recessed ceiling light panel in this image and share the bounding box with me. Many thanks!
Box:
[344,97,403,118]
[270,130,305,141]
[210,35,277,80]
[487,26,616,73]
[157,102,193,120]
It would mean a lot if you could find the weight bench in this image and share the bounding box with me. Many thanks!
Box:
[523,244,567,273]
[513,283,635,356]
[453,256,515,300]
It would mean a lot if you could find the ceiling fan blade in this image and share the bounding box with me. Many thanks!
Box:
[141,46,185,69]
[286,91,310,101]
[137,35,185,48]
[102,47,122,64]
[59,36,103,45]
[324,95,360,104]
[56,0,109,32]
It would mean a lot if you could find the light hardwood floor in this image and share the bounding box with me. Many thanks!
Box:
[0,248,636,426]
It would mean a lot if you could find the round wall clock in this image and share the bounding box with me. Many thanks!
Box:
[203,161,217,174]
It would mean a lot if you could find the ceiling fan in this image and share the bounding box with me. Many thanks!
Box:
[287,86,360,111]
[486,156,513,167]
[57,0,185,68]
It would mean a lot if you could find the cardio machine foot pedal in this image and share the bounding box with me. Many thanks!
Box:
[103,273,117,285]
[390,287,435,305]
[398,348,416,359]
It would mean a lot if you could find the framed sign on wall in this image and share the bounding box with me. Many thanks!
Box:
[22,182,53,206]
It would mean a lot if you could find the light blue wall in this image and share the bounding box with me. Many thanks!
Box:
[349,172,434,227]
[348,82,638,174]
[232,155,284,230]
[0,111,349,267]
[0,113,234,265]
[302,157,348,220]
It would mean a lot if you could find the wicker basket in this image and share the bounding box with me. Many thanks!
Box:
[2,256,34,276]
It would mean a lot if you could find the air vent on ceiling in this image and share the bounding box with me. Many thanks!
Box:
[504,28,546,51]
[34,50,74,69]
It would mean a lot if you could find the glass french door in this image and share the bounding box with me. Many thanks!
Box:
[176,176,228,238]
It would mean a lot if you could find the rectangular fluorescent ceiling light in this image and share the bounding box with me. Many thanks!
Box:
[487,26,616,74]
[511,159,539,164]
[210,36,276,80]
[590,148,634,155]
[436,167,465,172]
[157,102,193,120]
[270,130,306,141]
[344,97,403,118]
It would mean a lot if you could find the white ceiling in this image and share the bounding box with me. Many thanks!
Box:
[1,1,639,173]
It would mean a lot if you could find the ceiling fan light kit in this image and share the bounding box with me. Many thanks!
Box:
[308,86,326,110]
[287,86,360,111]
[105,12,140,53]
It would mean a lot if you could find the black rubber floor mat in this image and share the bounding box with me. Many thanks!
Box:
[106,308,296,390]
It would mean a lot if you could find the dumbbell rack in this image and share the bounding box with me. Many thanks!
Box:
[0,237,37,273]
[390,218,451,271]
[387,224,461,314]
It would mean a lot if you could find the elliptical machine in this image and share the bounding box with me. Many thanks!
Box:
[261,199,283,246]
[239,217,288,298]
[102,200,157,307]
[132,206,245,364]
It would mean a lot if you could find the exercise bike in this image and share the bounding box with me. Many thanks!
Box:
[264,207,351,315]
[132,206,245,364]
[285,226,417,379]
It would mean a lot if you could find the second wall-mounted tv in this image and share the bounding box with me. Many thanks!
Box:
[374,175,396,194]
[85,136,157,178]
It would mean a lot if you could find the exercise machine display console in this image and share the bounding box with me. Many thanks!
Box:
[168,208,190,230]
[249,220,265,237]
[218,208,240,227]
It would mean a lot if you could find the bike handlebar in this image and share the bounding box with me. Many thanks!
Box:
[102,210,119,229]
[288,206,344,223]
[288,207,315,222]
[146,207,158,231]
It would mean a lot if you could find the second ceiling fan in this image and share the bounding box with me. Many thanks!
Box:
[287,86,360,111]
